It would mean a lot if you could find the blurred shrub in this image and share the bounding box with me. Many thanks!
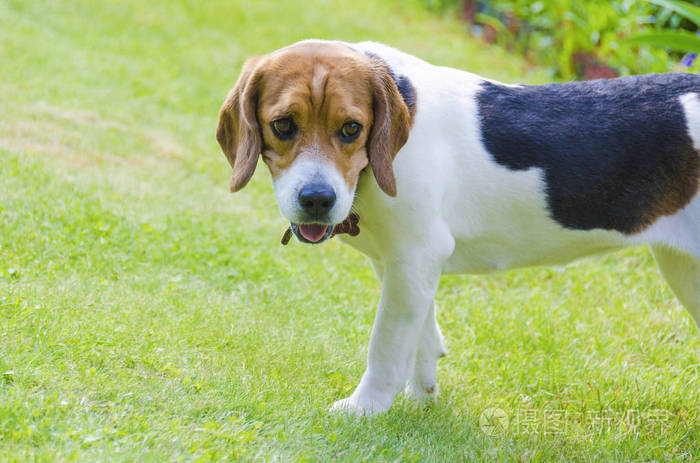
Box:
[422,0,700,78]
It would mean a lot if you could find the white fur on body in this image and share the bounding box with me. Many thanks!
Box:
[274,41,700,414]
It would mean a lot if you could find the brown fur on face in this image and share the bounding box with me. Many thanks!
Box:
[216,42,414,196]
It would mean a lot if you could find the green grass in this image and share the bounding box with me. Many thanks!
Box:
[0,0,698,461]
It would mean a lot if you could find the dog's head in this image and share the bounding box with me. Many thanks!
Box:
[216,41,414,243]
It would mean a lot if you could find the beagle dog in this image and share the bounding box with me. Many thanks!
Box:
[217,40,700,414]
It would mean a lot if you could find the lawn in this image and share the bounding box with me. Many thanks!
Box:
[0,0,698,461]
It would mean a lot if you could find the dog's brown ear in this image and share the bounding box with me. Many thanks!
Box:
[367,60,414,197]
[216,56,264,192]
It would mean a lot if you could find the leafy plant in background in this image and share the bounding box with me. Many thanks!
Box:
[627,0,700,65]
[421,0,700,78]
[488,0,656,78]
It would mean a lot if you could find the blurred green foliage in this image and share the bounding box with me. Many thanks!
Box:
[422,0,700,78]
[628,0,700,56]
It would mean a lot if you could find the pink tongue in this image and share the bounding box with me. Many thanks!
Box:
[298,224,329,242]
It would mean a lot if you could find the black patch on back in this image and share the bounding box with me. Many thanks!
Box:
[364,51,416,115]
[392,73,416,115]
[477,74,700,234]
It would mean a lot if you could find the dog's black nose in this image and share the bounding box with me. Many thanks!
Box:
[298,184,336,217]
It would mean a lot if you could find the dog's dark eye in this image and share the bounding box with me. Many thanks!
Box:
[271,118,297,140]
[339,122,362,142]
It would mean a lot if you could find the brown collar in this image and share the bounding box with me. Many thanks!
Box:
[281,213,360,245]
[331,212,360,237]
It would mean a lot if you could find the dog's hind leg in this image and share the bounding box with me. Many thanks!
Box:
[651,245,700,330]
[406,302,447,403]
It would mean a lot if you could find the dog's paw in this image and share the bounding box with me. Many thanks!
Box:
[406,350,441,404]
[329,393,392,415]
[405,380,439,404]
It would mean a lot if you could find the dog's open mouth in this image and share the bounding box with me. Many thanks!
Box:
[281,214,360,245]
[290,223,334,244]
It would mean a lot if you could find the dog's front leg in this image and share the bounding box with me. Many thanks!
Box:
[331,254,444,414]
[406,302,447,402]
